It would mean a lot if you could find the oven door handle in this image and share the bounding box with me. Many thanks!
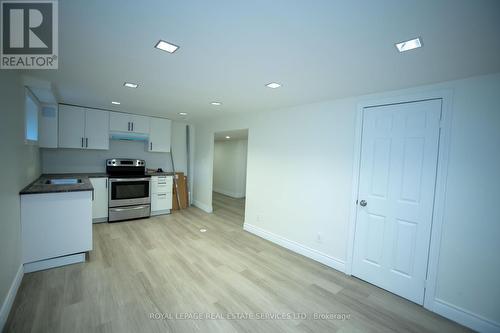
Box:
[110,205,149,212]
[109,178,151,182]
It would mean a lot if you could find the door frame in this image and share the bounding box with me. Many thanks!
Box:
[345,89,454,310]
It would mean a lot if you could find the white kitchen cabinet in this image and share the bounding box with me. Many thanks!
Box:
[58,105,85,149]
[110,112,150,134]
[151,175,173,215]
[58,105,109,150]
[148,117,171,152]
[130,114,150,134]
[21,191,92,271]
[109,112,130,132]
[90,177,108,223]
[85,110,109,149]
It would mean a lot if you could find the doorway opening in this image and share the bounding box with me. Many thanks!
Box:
[212,129,248,227]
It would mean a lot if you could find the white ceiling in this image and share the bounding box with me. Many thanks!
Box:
[25,0,500,121]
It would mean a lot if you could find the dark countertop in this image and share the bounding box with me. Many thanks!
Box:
[44,172,109,178]
[20,174,95,195]
[146,172,175,176]
[20,171,175,195]
[42,172,174,177]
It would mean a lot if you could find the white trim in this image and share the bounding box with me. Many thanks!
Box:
[24,87,41,145]
[0,265,24,331]
[23,253,85,273]
[213,188,245,199]
[430,298,500,333]
[193,200,213,213]
[244,223,346,272]
[422,90,454,309]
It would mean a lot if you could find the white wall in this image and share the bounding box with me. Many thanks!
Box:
[192,72,500,331]
[213,139,248,198]
[0,72,41,328]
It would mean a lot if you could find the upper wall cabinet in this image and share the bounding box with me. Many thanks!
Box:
[58,105,109,150]
[148,117,171,153]
[110,112,150,134]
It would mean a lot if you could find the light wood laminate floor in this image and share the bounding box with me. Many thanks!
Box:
[5,195,470,333]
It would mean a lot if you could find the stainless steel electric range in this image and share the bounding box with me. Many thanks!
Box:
[106,159,151,222]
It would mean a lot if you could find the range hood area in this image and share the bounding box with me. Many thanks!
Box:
[109,132,149,141]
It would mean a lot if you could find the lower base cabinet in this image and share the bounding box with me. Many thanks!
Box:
[21,191,92,270]
[151,176,173,215]
[90,177,108,222]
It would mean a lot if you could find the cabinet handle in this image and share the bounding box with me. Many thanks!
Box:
[81,137,84,148]
[131,122,134,131]
[127,122,130,131]
[150,142,153,150]
[86,138,88,148]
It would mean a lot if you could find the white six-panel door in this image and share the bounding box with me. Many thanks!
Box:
[352,99,442,304]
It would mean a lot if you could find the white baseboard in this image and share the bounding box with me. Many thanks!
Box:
[24,253,85,273]
[429,298,500,333]
[0,264,24,331]
[92,217,108,223]
[243,223,346,273]
[193,200,212,213]
[213,188,245,199]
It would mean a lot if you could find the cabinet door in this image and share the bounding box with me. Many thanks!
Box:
[58,105,85,149]
[148,118,171,152]
[90,178,108,221]
[109,111,130,132]
[85,109,109,150]
[130,114,150,134]
[152,192,172,212]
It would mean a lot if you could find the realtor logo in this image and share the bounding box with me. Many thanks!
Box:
[1,0,58,69]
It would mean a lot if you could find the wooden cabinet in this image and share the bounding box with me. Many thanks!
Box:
[148,117,171,152]
[151,175,173,215]
[58,105,109,150]
[110,112,150,134]
[89,177,108,223]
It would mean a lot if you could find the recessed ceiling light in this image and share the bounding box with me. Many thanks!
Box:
[124,82,138,88]
[155,40,179,53]
[178,112,188,116]
[200,228,207,233]
[225,136,230,139]
[266,82,281,89]
[395,37,422,52]
[111,101,121,105]
[211,102,222,106]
